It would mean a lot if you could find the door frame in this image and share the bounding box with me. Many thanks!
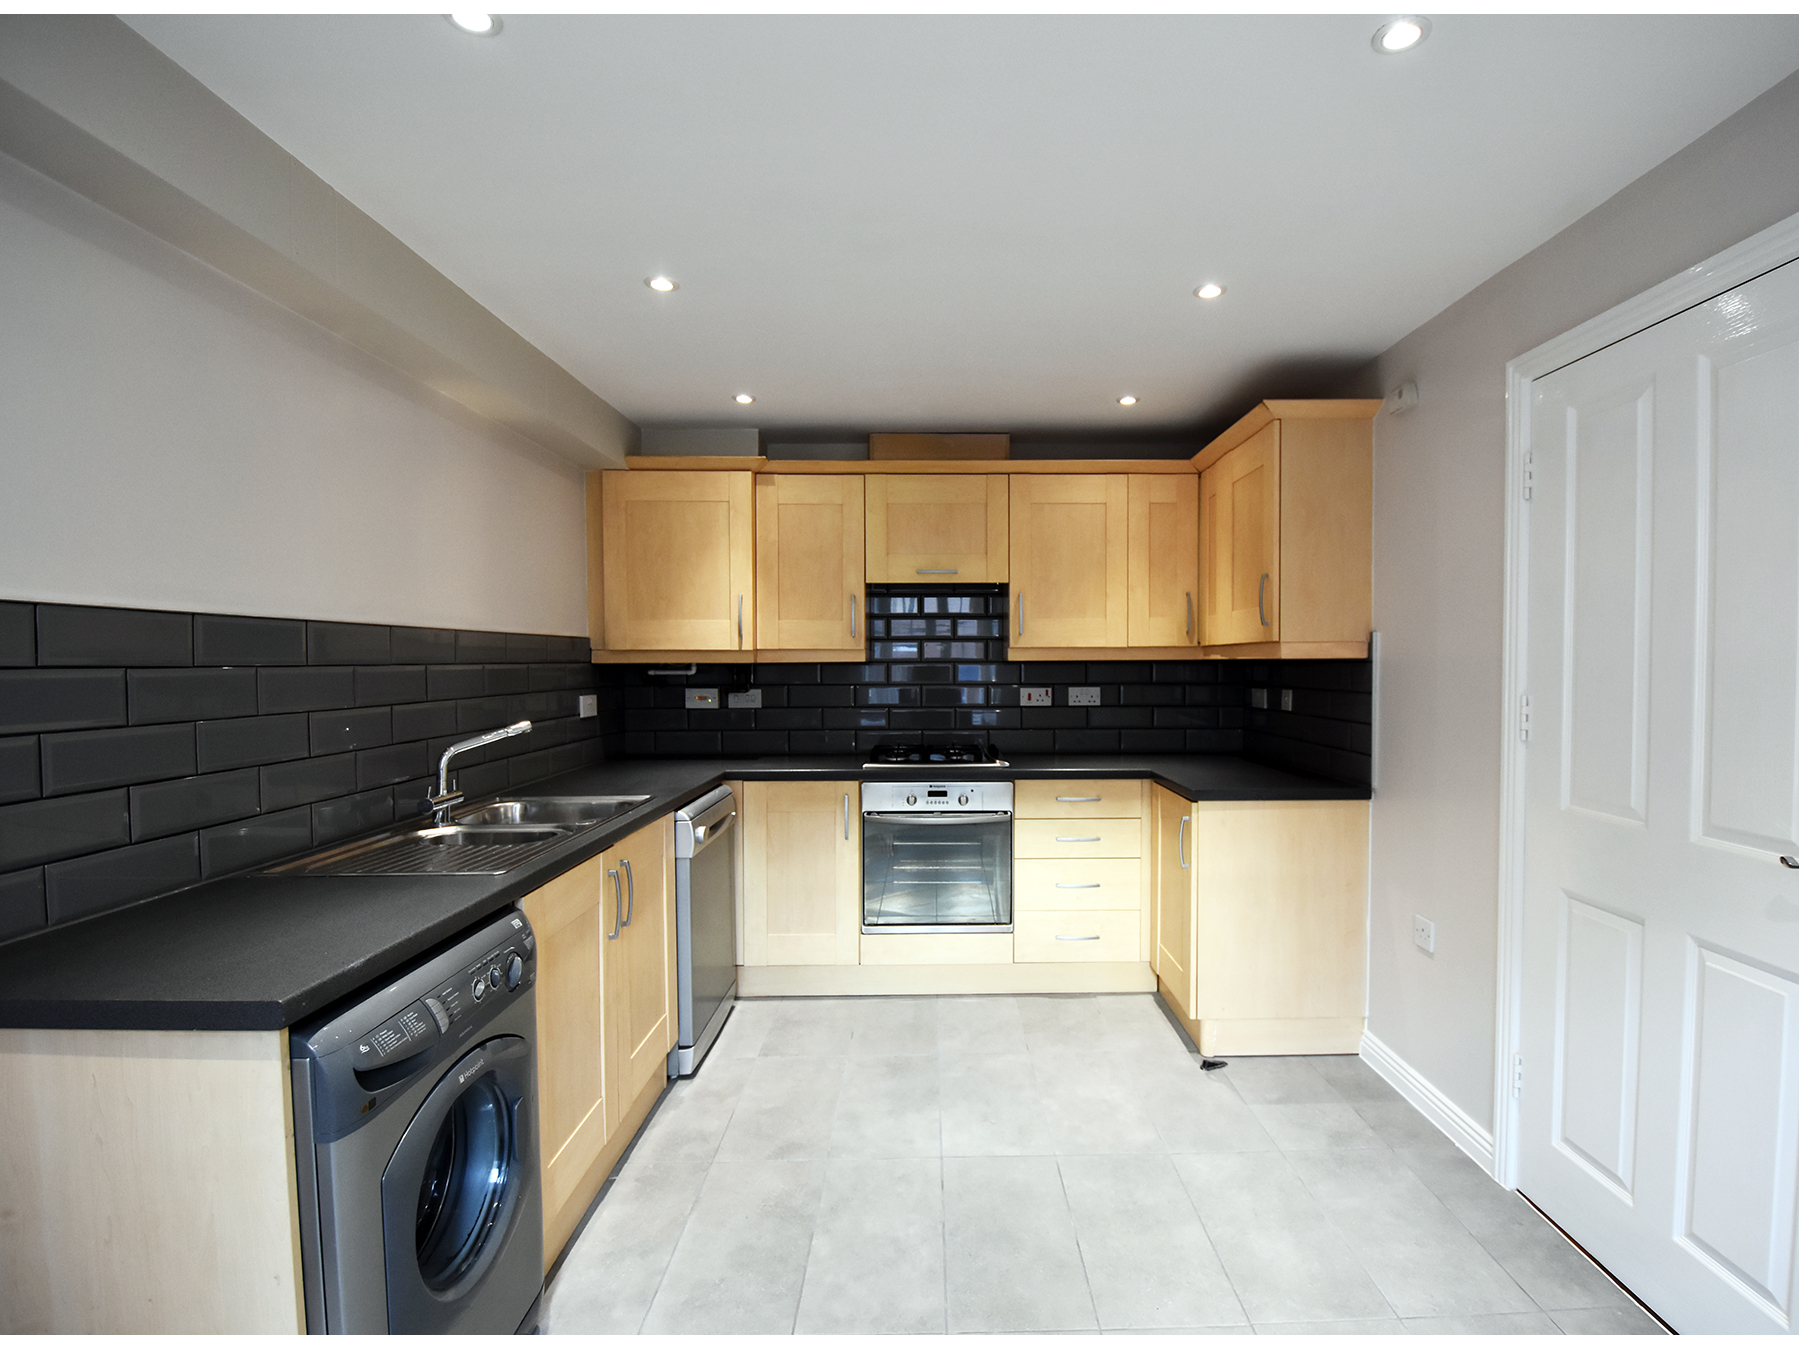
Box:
[1495,207,1799,1189]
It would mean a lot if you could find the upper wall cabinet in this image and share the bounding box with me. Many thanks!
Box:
[1009,474,1130,651]
[756,475,865,654]
[1128,474,1200,649]
[1197,400,1377,659]
[865,474,1009,583]
[592,470,755,655]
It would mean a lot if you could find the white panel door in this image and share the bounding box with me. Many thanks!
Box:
[1520,256,1799,1333]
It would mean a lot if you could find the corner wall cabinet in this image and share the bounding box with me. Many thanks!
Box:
[1196,400,1376,659]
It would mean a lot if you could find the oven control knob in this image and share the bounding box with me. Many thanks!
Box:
[958,794,970,805]
[506,954,524,990]
[905,794,917,806]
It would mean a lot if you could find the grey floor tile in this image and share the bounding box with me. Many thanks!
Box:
[1398,1148,1637,1313]
[544,1154,708,1333]
[1351,1097,1471,1156]
[1035,1050,1169,1155]
[1173,1151,1393,1325]
[936,994,1028,1055]
[1058,1154,1246,1330]
[711,999,777,1058]
[1548,1304,1667,1334]
[1286,1148,1536,1319]
[1251,1101,1388,1152]
[759,998,858,1056]
[639,1159,826,1334]
[1018,993,1144,1054]
[714,1055,846,1161]
[1305,1055,1404,1105]
[1253,1319,1409,1334]
[1138,1061,1278,1155]
[943,1154,1098,1332]
[626,1055,754,1164]
[829,1054,941,1158]
[850,995,940,1055]
[1218,1056,1343,1105]
[794,1157,946,1334]
[1403,1311,1564,1333]
[1103,1327,1257,1335]
[940,1051,1056,1156]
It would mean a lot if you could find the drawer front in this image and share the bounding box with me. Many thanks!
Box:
[1015,858,1142,910]
[1014,816,1141,859]
[1015,780,1140,819]
[1014,909,1141,962]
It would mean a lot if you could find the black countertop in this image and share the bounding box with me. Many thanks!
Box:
[0,754,1367,1033]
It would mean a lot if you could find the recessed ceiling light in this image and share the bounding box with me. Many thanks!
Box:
[446,12,501,36]
[1195,283,1226,300]
[1372,17,1429,53]
[1117,395,1138,407]
[645,276,678,292]
[734,393,755,405]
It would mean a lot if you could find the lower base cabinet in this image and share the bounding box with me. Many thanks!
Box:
[521,814,675,1269]
[1153,788,1369,1055]
[740,780,860,967]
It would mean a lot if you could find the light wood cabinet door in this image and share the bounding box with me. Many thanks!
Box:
[866,474,1009,583]
[1128,474,1199,647]
[1009,475,1129,650]
[1199,423,1280,646]
[518,854,612,1237]
[1151,785,1196,1021]
[600,470,754,652]
[742,780,860,966]
[603,816,675,1131]
[756,475,864,652]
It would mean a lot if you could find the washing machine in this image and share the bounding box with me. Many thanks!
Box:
[291,908,543,1334]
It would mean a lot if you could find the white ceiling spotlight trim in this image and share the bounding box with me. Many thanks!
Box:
[1195,283,1225,300]
[1372,17,1430,54]
[644,276,678,292]
[446,13,501,37]
[734,393,754,405]
[1117,395,1138,406]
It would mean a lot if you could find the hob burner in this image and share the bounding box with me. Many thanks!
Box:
[861,741,1008,768]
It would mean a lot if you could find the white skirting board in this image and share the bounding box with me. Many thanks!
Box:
[1359,1030,1498,1177]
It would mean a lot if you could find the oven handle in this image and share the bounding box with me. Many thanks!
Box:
[862,811,1013,824]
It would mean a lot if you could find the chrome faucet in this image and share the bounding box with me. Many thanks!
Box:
[428,721,532,825]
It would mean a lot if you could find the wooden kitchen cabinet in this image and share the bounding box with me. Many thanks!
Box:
[741,780,860,966]
[1009,475,1130,652]
[1196,400,1377,658]
[602,815,676,1134]
[865,474,1009,583]
[1013,779,1150,964]
[1128,474,1200,648]
[591,469,754,655]
[1152,793,1370,1056]
[756,474,865,654]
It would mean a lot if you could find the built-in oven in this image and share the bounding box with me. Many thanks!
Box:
[861,781,1014,933]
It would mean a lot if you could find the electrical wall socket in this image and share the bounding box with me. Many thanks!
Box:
[727,689,763,709]
[577,694,598,719]
[1250,688,1269,709]
[1068,686,1100,707]
[1021,686,1053,706]
[1280,689,1294,712]
[1413,914,1436,955]
[684,688,719,710]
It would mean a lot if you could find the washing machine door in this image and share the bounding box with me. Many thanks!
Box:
[380,1035,541,1333]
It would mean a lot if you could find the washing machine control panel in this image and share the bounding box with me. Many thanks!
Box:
[348,922,535,1073]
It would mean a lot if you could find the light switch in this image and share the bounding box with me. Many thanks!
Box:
[727,689,762,709]
[577,694,598,719]
[1021,686,1053,706]
[1250,688,1269,709]
[684,688,719,710]
[1280,689,1294,712]
[1068,686,1100,707]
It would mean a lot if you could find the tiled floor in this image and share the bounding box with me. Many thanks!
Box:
[544,994,1665,1335]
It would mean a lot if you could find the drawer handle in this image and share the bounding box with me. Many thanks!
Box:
[916,568,958,574]
[1055,934,1101,942]
[1056,882,1101,889]
[1056,836,1102,842]
[1056,796,1102,802]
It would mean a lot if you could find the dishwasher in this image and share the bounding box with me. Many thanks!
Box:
[670,785,738,1076]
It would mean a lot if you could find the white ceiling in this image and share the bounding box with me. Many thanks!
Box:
[128,15,1799,440]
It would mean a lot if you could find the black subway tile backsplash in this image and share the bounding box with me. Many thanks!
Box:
[354,665,427,707]
[456,631,509,663]
[308,621,391,665]
[390,626,457,664]
[309,706,393,755]
[200,805,313,878]
[0,866,46,942]
[194,613,306,666]
[0,668,127,734]
[0,603,35,667]
[356,740,430,791]
[44,834,199,925]
[129,768,260,841]
[260,665,355,714]
[0,789,130,870]
[41,724,196,796]
[37,605,192,667]
[260,752,358,811]
[128,667,258,724]
[0,737,41,804]
[391,700,461,743]
[313,786,395,846]
[427,665,487,701]
[196,713,311,773]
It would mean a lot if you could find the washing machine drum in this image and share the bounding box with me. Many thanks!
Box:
[380,1035,538,1333]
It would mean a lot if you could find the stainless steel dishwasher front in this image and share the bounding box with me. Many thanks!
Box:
[671,785,738,1076]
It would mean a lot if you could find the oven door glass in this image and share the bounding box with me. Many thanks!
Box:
[862,811,1012,932]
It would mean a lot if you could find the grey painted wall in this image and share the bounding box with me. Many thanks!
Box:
[1364,68,1799,1131]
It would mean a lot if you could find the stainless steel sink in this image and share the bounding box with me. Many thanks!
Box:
[454,795,651,828]
[416,824,567,847]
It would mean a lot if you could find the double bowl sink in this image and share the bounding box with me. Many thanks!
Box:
[268,795,652,877]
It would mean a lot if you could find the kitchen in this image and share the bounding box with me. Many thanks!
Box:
[3,13,1799,1336]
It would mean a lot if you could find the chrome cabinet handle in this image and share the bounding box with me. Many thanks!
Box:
[1056,882,1101,889]
[917,568,958,574]
[622,858,634,927]
[1186,591,1194,637]
[850,594,858,639]
[1179,815,1189,869]
[843,794,850,840]
[1017,593,1024,637]
[1056,836,1102,843]
[1257,573,1269,627]
[738,594,744,646]
[606,868,622,940]
[1055,934,1101,942]
[1057,795,1101,802]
